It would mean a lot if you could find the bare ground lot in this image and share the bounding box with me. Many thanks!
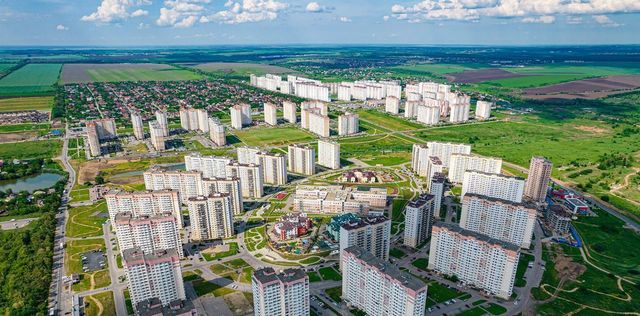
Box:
[445,68,525,83]
[0,132,36,143]
[523,75,640,100]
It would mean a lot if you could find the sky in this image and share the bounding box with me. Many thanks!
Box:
[1,0,640,46]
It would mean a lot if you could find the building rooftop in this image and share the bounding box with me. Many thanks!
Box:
[463,193,535,209]
[341,215,389,231]
[465,170,525,181]
[434,222,520,252]
[407,193,435,208]
[123,247,179,265]
[343,246,426,292]
[252,267,306,285]
[549,204,572,218]
[136,298,195,316]
[565,197,588,207]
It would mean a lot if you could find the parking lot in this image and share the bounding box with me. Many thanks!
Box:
[81,250,106,272]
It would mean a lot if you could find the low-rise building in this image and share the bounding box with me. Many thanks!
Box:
[546,204,572,234]
[274,213,312,240]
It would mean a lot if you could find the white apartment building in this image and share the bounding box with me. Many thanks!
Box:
[318,139,340,170]
[179,107,208,132]
[342,246,427,316]
[417,104,440,125]
[385,96,400,114]
[114,212,182,258]
[149,121,165,151]
[155,110,169,137]
[448,153,502,183]
[524,156,553,203]
[411,144,430,176]
[462,171,526,203]
[430,173,445,218]
[202,177,243,215]
[403,193,435,248]
[293,185,387,214]
[405,100,420,118]
[230,105,244,130]
[475,100,492,120]
[252,267,309,316]
[338,112,359,136]
[123,248,185,308]
[131,111,144,140]
[307,110,330,137]
[339,216,391,267]
[187,193,235,240]
[104,189,183,228]
[263,102,278,126]
[337,84,351,101]
[288,144,315,175]
[239,103,252,125]
[425,141,472,167]
[256,151,287,185]
[407,92,422,102]
[88,118,118,140]
[460,193,536,249]
[237,146,261,164]
[86,121,101,157]
[295,81,331,102]
[225,162,263,198]
[301,101,327,128]
[426,156,444,183]
[351,84,367,101]
[208,117,226,146]
[449,102,470,123]
[184,153,231,179]
[283,101,297,123]
[429,223,520,299]
[143,167,204,204]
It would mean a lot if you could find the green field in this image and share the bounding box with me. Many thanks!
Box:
[85,291,116,316]
[88,68,200,82]
[0,64,16,73]
[232,126,316,146]
[357,110,424,131]
[339,134,413,166]
[66,202,108,238]
[0,140,61,159]
[0,96,54,112]
[391,63,474,75]
[0,64,61,96]
[0,123,50,133]
[195,62,298,77]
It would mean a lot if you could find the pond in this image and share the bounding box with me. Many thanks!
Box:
[0,173,63,193]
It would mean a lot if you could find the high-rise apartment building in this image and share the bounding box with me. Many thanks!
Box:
[155,110,169,137]
[429,223,519,299]
[460,193,536,248]
[339,216,391,268]
[448,153,502,183]
[184,153,231,179]
[307,110,330,137]
[338,112,359,136]
[475,100,492,120]
[208,117,226,146]
[86,121,101,157]
[405,100,420,118]
[104,189,183,228]
[288,144,315,175]
[240,103,252,125]
[236,146,260,165]
[86,118,118,157]
[449,102,470,123]
[187,193,235,240]
[385,96,400,114]
[201,177,243,215]
[114,212,183,258]
[524,156,553,203]
[143,167,204,203]
[149,121,166,151]
[462,171,525,203]
[417,104,440,125]
[252,267,309,316]
[225,162,263,198]
[283,101,297,123]
[342,246,427,316]
[317,139,340,170]
[230,105,243,130]
[123,248,185,308]
[131,111,145,140]
[263,102,278,126]
[430,173,445,218]
[424,141,471,167]
[179,107,208,132]
[411,144,429,176]
[255,151,287,185]
[403,194,435,248]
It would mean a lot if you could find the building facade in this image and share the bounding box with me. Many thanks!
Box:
[256,151,287,185]
[149,121,166,151]
[338,112,359,136]
[184,154,231,179]
[104,189,183,228]
[403,194,435,248]
[462,171,526,203]
[524,156,553,203]
[318,139,340,170]
[131,111,145,140]
[143,167,204,203]
[339,216,391,267]
[264,102,278,126]
[448,153,503,184]
[187,193,234,240]
[225,162,263,198]
[114,212,182,258]
[201,176,243,215]
[252,268,309,316]
[288,144,315,175]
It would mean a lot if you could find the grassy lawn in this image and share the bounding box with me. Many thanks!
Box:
[412,258,429,270]
[484,303,507,315]
[339,134,413,166]
[0,140,62,160]
[299,256,321,264]
[202,242,239,261]
[232,126,315,146]
[390,248,405,259]
[66,202,107,238]
[84,291,115,316]
[426,281,463,304]
[226,258,250,269]
[70,183,91,202]
[514,253,535,287]
[192,277,236,297]
[325,286,342,303]
[0,123,50,133]
[357,109,424,131]
[0,96,53,112]
[0,64,61,96]
[307,271,322,282]
[457,306,488,316]
[318,267,342,281]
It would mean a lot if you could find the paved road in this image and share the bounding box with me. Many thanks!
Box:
[101,222,128,316]
[0,217,38,230]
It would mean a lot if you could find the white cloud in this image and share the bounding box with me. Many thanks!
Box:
[81,0,150,23]
[521,15,555,24]
[201,0,289,24]
[389,0,640,23]
[566,16,583,24]
[383,15,390,21]
[592,15,621,27]
[306,2,332,13]
[56,24,69,31]
[156,0,209,27]
[339,16,351,22]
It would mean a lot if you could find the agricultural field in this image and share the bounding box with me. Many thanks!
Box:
[0,63,16,76]
[232,126,316,147]
[388,63,477,76]
[194,62,298,77]
[61,63,202,83]
[0,96,53,112]
[0,64,62,96]
[0,140,62,159]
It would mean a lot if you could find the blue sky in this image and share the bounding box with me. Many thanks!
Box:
[1,0,639,45]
